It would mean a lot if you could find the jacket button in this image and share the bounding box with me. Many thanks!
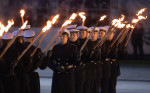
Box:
[58,63,60,64]
[66,63,68,65]
[111,62,112,64]
[58,72,60,74]
[58,58,60,60]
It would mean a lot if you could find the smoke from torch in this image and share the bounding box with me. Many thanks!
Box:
[79,12,86,26]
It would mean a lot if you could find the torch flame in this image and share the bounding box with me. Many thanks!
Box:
[42,21,52,32]
[20,9,25,17]
[138,15,147,20]
[21,21,28,29]
[0,24,5,36]
[52,14,59,24]
[79,12,86,22]
[62,13,77,27]
[5,19,14,32]
[100,15,107,21]
[126,24,131,28]
[119,15,125,21]
[132,19,139,23]
[69,13,77,20]
[62,20,72,27]
[117,23,125,28]
[136,8,147,16]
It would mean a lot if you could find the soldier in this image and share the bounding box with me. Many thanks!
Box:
[108,32,126,93]
[41,29,78,93]
[88,27,102,93]
[101,31,114,93]
[68,28,85,93]
[0,32,19,93]
[77,26,92,93]
[12,27,30,93]
[24,29,42,93]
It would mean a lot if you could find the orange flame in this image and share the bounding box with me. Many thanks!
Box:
[62,20,72,27]
[132,19,139,23]
[20,9,25,17]
[62,13,77,27]
[136,8,147,16]
[138,15,147,20]
[0,24,5,37]
[117,23,125,28]
[52,14,59,24]
[42,21,52,32]
[69,13,77,20]
[79,12,86,22]
[100,15,107,21]
[21,21,28,29]
[5,19,14,32]
[112,15,125,27]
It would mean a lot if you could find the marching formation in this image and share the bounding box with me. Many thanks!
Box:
[0,8,147,93]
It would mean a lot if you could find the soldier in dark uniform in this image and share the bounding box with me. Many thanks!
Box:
[76,26,92,93]
[23,29,42,93]
[41,29,78,93]
[0,32,19,93]
[12,27,30,93]
[108,33,126,93]
[87,27,102,93]
[68,28,85,93]
[99,27,111,93]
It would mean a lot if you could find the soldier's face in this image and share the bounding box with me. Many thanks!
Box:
[86,32,90,38]
[99,31,106,39]
[108,33,114,40]
[70,33,78,42]
[91,32,98,41]
[60,35,68,44]
[79,31,87,39]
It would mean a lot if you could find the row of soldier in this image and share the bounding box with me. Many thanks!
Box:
[0,24,126,93]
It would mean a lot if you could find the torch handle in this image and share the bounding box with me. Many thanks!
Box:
[42,26,64,53]
[109,27,126,48]
[80,19,100,54]
[17,31,43,61]
[124,24,136,47]
[49,27,66,51]
[0,29,23,59]
[30,29,50,57]
[99,28,116,47]
[21,17,24,25]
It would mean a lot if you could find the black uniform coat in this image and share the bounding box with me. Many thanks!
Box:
[14,40,31,93]
[24,42,42,93]
[49,42,78,93]
[0,42,19,93]
[69,39,86,93]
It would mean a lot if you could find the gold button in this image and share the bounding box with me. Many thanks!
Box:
[95,63,97,65]
[111,62,112,64]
